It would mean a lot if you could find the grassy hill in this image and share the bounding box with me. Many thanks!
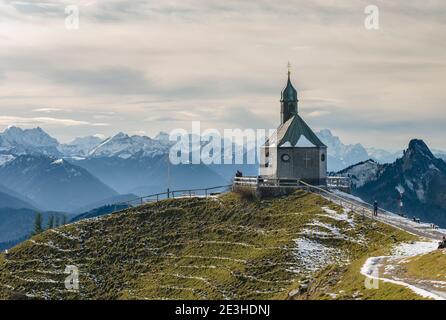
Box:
[0,190,421,300]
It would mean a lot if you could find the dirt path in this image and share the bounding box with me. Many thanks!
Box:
[360,241,446,300]
[324,190,446,300]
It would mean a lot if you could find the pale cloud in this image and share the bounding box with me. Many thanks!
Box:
[304,110,331,118]
[32,107,63,113]
[0,116,109,127]
[93,133,106,139]
[0,0,445,150]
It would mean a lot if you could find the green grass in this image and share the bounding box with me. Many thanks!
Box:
[297,220,421,300]
[402,249,446,282]
[0,190,424,300]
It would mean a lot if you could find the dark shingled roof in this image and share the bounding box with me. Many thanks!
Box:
[268,115,326,148]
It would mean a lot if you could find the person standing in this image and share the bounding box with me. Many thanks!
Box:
[373,200,378,217]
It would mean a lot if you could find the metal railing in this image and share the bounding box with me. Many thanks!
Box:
[300,180,373,214]
[300,180,446,238]
[114,185,232,208]
[233,176,301,188]
[326,176,351,189]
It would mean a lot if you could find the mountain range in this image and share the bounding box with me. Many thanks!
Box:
[339,139,446,227]
[0,126,445,224]
[315,129,405,171]
[0,155,118,212]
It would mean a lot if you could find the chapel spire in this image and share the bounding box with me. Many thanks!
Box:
[280,63,298,123]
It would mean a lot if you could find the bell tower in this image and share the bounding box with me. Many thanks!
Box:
[280,63,298,124]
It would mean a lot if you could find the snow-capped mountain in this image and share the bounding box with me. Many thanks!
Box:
[315,129,429,170]
[0,154,118,212]
[366,147,403,164]
[316,129,370,171]
[154,131,170,142]
[338,159,382,188]
[0,126,60,156]
[340,139,446,227]
[88,132,172,159]
[59,135,104,157]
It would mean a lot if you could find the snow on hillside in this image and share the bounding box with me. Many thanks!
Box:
[338,159,381,188]
[361,240,442,300]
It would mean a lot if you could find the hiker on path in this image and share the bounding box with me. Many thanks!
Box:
[373,200,378,217]
[439,236,446,249]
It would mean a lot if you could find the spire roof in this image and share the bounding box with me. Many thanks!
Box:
[281,63,298,102]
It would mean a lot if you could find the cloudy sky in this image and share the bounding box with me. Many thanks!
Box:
[0,0,445,150]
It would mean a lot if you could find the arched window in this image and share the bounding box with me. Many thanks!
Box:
[321,153,326,162]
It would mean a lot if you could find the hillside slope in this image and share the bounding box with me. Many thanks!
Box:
[0,191,420,300]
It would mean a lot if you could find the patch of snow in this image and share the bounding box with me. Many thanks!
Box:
[0,154,15,166]
[415,184,426,202]
[118,153,132,159]
[361,241,442,300]
[429,164,439,172]
[339,160,380,188]
[405,178,414,191]
[395,184,405,194]
[320,205,355,227]
[295,135,316,147]
[280,141,292,147]
[391,241,438,257]
[361,255,444,300]
[321,207,337,215]
[51,159,63,165]
[291,238,344,273]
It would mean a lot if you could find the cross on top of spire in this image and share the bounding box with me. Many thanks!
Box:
[281,61,298,103]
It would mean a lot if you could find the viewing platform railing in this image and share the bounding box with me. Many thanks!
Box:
[233,176,301,188]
